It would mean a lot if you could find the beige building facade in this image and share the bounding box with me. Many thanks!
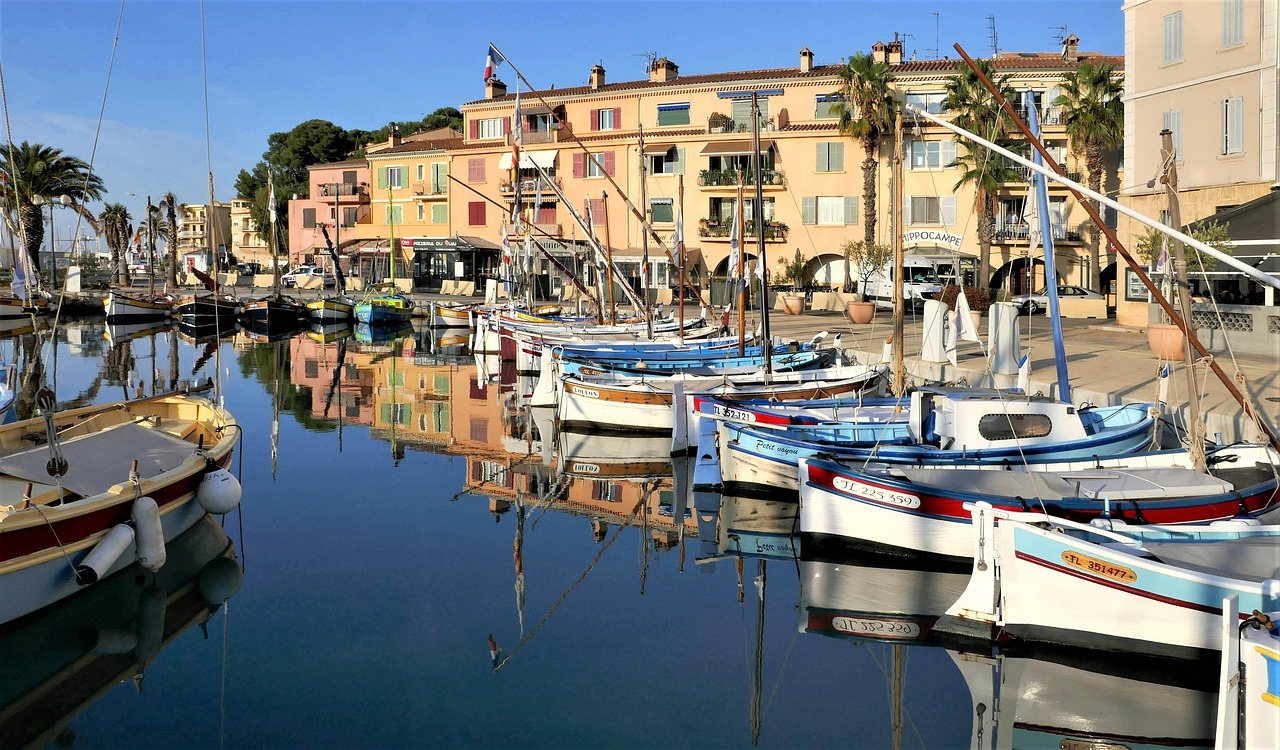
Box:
[175,201,231,271]
[229,198,272,269]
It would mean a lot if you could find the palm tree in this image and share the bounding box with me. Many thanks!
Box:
[943,60,1016,288]
[834,53,896,247]
[0,141,104,276]
[161,193,180,287]
[1055,61,1124,292]
[98,202,133,286]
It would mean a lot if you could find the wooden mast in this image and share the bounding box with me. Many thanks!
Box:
[892,112,906,397]
[601,191,617,324]
[677,176,686,339]
[736,179,746,356]
[638,126,654,339]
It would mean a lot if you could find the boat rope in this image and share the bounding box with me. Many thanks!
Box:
[36,388,68,477]
[199,0,225,407]
[27,480,77,577]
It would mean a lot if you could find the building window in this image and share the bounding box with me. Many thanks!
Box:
[907,196,957,225]
[302,208,316,228]
[1162,110,1183,159]
[594,107,619,131]
[657,103,690,126]
[905,91,947,115]
[417,204,425,222]
[1163,11,1183,63]
[730,98,768,131]
[416,164,425,181]
[431,163,448,193]
[468,158,485,183]
[800,196,855,225]
[468,201,486,226]
[377,166,404,189]
[1223,97,1244,154]
[478,118,505,139]
[650,198,674,224]
[432,204,447,224]
[815,142,844,172]
[650,147,685,175]
[908,140,957,170]
[385,205,402,225]
[341,207,358,227]
[1223,0,1244,47]
[815,94,843,119]
[588,152,610,178]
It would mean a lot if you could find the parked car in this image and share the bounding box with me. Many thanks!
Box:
[237,262,263,276]
[280,265,335,289]
[1011,284,1104,315]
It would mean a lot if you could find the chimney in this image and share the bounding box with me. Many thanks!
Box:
[649,57,679,82]
[871,41,888,64]
[887,37,904,64]
[1062,33,1080,63]
[590,64,606,90]
[389,122,401,147]
[800,47,814,73]
[485,77,508,99]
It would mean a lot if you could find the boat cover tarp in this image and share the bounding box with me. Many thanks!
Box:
[1142,538,1280,582]
[893,467,1234,501]
[0,422,195,497]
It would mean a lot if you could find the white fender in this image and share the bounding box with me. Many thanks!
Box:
[132,496,165,572]
[197,468,242,514]
[198,556,244,606]
[75,524,135,585]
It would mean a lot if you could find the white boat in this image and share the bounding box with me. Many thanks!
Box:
[103,290,174,322]
[0,390,241,626]
[429,301,479,329]
[306,295,354,322]
[938,502,1280,659]
[1218,596,1280,749]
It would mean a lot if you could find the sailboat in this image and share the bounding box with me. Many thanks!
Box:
[241,169,308,333]
[306,224,355,322]
[354,191,414,325]
[105,200,175,322]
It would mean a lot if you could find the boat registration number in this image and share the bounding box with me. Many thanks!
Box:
[571,463,601,474]
[569,386,600,399]
[830,616,921,639]
[832,476,921,510]
[706,403,758,422]
[1060,551,1137,584]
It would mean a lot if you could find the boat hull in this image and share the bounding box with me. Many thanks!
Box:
[175,295,241,323]
[104,292,172,322]
[307,297,354,322]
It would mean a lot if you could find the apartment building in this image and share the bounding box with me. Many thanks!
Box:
[175,201,231,272]
[229,198,271,270]
[287,159,371,277]
[454,42,1122,301]
[1119,0,1278,324]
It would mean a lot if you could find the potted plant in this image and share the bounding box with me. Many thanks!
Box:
[1134,221,1232,359]
[938,284,992,333]
[776,249,811,314]
[841,239,891,324]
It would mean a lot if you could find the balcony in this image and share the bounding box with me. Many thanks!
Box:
[993,221,1091,243]
[317,183,367,201]
[696,168,785,188]
[502,222,563,237]
[499,176,562,195]
[519,130,556,145]
[697,219,788,242]
[412,181,448,197]
[705,115,778,135]
[996,159,1082,183]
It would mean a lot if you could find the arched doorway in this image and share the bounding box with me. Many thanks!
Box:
[710,253,759,306]
[992,257,1059,295]
[808,253,846,291]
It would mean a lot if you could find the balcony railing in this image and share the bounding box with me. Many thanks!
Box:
[993,221,1091,243]
[696,168,784,187]
[318,183,366,199]
[503,222,563,237]
[996,160,1081,183]
[697,219,788,242]
[412,181,448,196]
[705,117,778,135]
[518,130,556,145]
[499,176,562,194]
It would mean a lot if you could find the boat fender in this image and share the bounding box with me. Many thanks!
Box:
[197,467,242,514]
[132,496,166,572]
[134,584,166,667]
[75,524,135,585]
[198,555,244,606]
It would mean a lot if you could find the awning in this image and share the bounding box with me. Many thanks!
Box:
[457,235,502,250]
[699,139,774,156]
[498,149,559,170]
[642,142,675,155]
[521,104,557,116]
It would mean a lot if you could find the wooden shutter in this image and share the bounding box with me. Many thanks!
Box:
[941,196,957,225]
[1225,97,1244,154]
[674,147,686,175]
[468,201,485,226]
[377,167,388,189]
[906,196,915,225]
[573,153,586,179]
[831,142,844,172]
[503,117,510,137]
[590,109,599,131]
[815,143,828,171]
[843,197,858,225]
[603,151,615,177]
[469,119,479,139]
[801,196,816,225]
[942,140,957,168]
[612,108,621,129]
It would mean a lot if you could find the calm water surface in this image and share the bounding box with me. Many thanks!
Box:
[0,320,1215,749]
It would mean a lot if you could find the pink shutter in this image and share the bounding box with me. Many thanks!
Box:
[590,109,599,131]
[603,151,615,177]
[503,117,510,137]
[541,205,556,223]
[469,119,479,139]
[573,153,586,179]
[613,108,622,129]
[468,201,486,226]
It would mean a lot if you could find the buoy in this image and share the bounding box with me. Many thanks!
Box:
[198,556,244,606]
[196,468,241,514]
[132,496,165,572]
[75,524,135,585]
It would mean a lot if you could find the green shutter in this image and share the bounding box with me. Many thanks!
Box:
[815,143,828,171]
[674,147,686,175]
[843,197,858,225]
[432,204,447,224]
[802,196,816,225]
[377,167,388,189]
[832,142,844,172]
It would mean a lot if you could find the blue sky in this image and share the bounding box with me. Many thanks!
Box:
[0,0,1123,218]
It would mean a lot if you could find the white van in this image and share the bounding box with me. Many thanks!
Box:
[861,256,945,308]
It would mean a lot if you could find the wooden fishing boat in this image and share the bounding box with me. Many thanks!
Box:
[429,301,479,329]
[558,347,836,380]
[353,283,414,325]
[558,428,673,479]
[0,295,51,320]
[307,295,355,322]
[240,295,309,331]
[103,290,174,322]
[174,293,241,324]
[0,388,241,626]
[938,502,1280,659]
[798,453,1280,564]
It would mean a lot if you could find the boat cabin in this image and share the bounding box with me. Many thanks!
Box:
[908,387,1096,451]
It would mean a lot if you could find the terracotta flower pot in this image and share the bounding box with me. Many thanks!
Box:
[847,300,875,324]
[781,295,805,315]
[1147,321,1186,360]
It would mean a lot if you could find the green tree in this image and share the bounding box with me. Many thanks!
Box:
[943,60,1016,289]
[1134,220,1232,276]
[841,239,892,295]
[833,53,895,248]
[0,141,105,275]
[1055,61,1124,292]
[97,202,133,286]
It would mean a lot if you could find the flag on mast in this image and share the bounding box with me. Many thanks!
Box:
[484,44,505,82]
[673,199,684,268]
[512,83,522,165]
[727,201,741,280]
[268,170,277,225]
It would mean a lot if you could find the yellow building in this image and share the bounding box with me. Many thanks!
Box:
[229,198,272,270]
[175,201,232,272]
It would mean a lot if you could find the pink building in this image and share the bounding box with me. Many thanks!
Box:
[287,159,371,273]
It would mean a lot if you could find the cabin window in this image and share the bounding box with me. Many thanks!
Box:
[977,413,1053,440]
[657,103,690,127]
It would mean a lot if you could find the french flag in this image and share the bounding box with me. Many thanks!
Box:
[484,44,505,82]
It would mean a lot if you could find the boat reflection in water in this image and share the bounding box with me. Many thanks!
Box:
[354,321,414,346]
[0,515,242,748]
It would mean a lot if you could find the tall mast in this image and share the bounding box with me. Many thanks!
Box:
[676,176,686,339]
[601,192,617,324]
[751,92,772,375]
[638,126,654,339]
[268,168,280,298]
[735,180,746,356]
[892,112,906,397]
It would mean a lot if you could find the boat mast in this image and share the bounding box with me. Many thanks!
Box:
[601,192,617,324]
[638,126,654,340]
[146,196,156,298]
[677,176,687,339]
[736,180,746,356]
[1160,130,1207,473]
[268,168,281,299]
[892,112,906,397]
[750,91,772,375]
